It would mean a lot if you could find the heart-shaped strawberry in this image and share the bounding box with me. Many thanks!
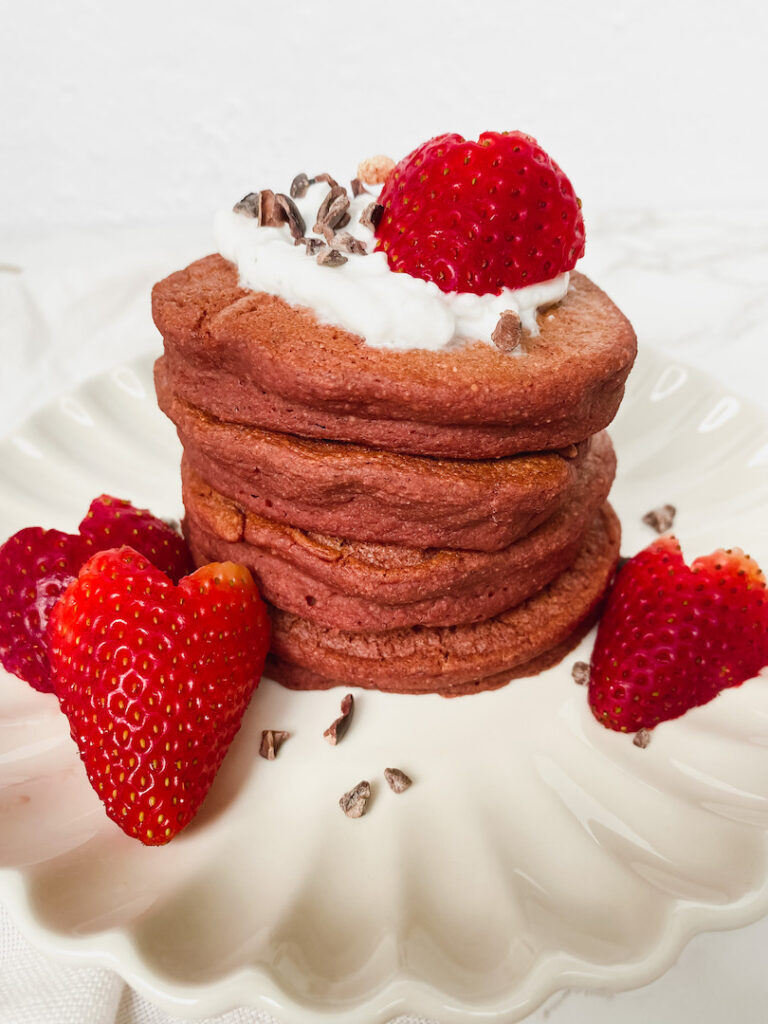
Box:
[0,496,192,693]
[374,131,585,294]
[48,547,270,844]
[589,536,768,732]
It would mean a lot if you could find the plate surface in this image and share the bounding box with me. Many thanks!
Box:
[1,348,767,1022]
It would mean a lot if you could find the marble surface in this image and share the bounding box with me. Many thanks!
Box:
[0,212,767,1023]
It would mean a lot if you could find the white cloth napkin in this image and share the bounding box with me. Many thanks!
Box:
[1,219,767,1024]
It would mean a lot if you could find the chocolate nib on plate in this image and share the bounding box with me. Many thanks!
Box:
[259,729,290,760]
[339,780,371,818]
[316,247,348,268]
[633,728,651,749]
[384,767,412,793]
[290,172,312,199]
[491,310,523,353]
[571,661,590,686]
[274,193,306,239]
[642,504,676,534]
[324,693,354,743]
[359,202,383,231]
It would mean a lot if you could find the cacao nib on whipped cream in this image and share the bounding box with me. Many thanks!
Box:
[216,179,569,352]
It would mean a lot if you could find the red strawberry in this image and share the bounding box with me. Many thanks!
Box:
[589,536,768,732]
[0,528,90,692]
[48,547,270,845]
[375,131,585,294]
[79,495,192,584]
[0,496,192,692]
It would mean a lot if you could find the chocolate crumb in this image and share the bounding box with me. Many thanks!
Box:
[571,661,590,686]
[330,231,368,256]
[259,729,290,760]
[339,780,371,818]
[359,202,383,231]
[315,172,340,189]
[384,767,412,793]
[234,190,290,228]
[260,189,286,227]
[274,193,306,239]
[633,728,651,749]
[642,504,676,534]
[323,693,354,743]
[290,172,312,199]
[233,192,261,218]
[314,185,350,234]
[491,310,523,353]
[325,195,351,232]
[317,247,348,268]
[298,236,326,256]
[350,177,370,198]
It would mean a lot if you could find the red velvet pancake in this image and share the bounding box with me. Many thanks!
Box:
[264,505,620,694]
[181,432,615,630]
[153,255,636,459]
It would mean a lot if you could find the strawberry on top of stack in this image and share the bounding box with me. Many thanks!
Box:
[375,131,585,294]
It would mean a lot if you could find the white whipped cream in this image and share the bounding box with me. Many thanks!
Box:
[215,182,569,351]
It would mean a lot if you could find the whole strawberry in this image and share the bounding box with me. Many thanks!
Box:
[589,536,768,732]
[48,547,270,845]
[0,496,191,693]
[375,131,585,294]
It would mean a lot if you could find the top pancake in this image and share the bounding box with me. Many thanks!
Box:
[152,254,636,458]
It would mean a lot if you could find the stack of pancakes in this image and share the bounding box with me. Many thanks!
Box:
[153,254,636,696]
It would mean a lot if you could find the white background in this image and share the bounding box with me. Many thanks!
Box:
[2,0,768,227]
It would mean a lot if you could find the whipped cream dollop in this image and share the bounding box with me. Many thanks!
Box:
[215,182,569,351]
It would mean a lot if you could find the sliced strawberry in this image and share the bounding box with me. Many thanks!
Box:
[375,131,585,294]
[79,495,192,584]
[0,528,91,692]
[0,497,192,692]
[48,548,270,845]
[589,536,768,732]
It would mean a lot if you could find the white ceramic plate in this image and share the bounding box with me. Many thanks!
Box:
[1,348,767,1023]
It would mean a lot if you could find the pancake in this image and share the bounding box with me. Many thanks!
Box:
[158,366,591,552]
[265,504,620,694]
[181,433,615,630]
[264,620,598,697]
[152,255,636,458]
